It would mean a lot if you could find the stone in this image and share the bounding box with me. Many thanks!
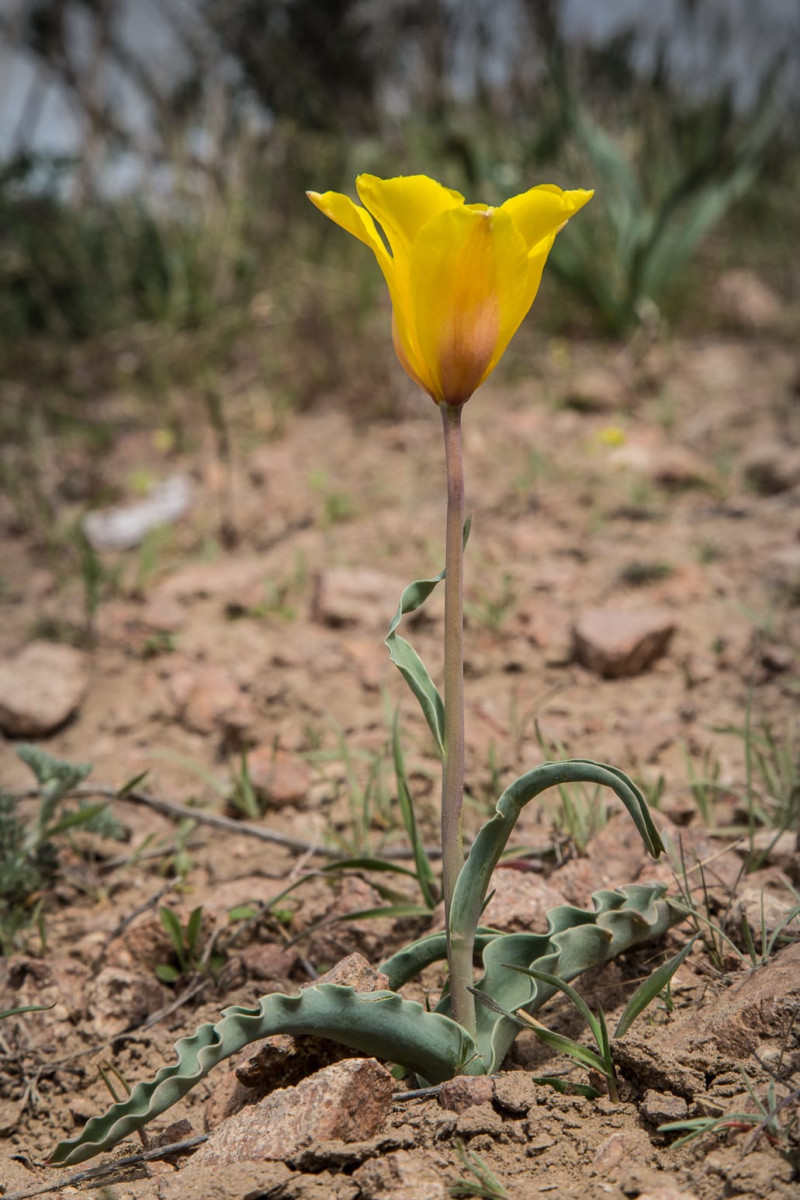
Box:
[245,745,311,809]
[455,1102,504,1137]
[742,440,800,495]
[572,608,675,677]
[83,475,192,551]
[769,546,800,595]
[237,941,299,982]
[0,641,88,736]
[712,268,781,331]
[639,1088,688,1125]
[309,952,390,992]
[168,663,255,737]
[439,1075,495,1114]
[563,366,625,413]
[738,830,799,875]
[154,556,268,604]
[204,1068,260,1127]
[235,1032,347,1092]
[194,1058,394,1165]
[156,1160,293,1200]
[479,873,569,934]
[637,1189,699,1200]
[649,446,715,490]
[88,966,165,1038]
[726,886,800,947]
[313,568,406,629]
[1,956,90,1028]
[353,1149,447,1199]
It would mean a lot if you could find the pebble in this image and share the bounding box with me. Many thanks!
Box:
[245,745,311,808]
[572,607,675,677]
[353,1149,447,1199]
[193,1057,393,1165]
[438,1075,495,1113]
[639,1088,688,1124]
[0,641,88,736]
[313,567,406,629]
[711,268,782,332]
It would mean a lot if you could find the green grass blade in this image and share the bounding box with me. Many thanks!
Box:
[614,936,696,1037]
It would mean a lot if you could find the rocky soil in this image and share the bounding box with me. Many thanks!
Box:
[0,331,799,1199]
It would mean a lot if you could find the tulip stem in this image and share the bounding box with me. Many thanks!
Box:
[440,402,473,1033]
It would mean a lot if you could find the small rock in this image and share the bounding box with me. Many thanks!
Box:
[195,1058,393,1165]
[639,1088,688,1124]
[2,956,90,1027]
[726,886,800,944]
[0,641,88,736]
[492,1073,537,1115]
[739,830,799,876]
[245,746,311,809]
[572,608,675,678]
[313,568,406,629]
[712,268,782,332]
[455,1102,504,1137]
[204,1069,260,1127]
[149,1118,194,1151]
[88,967,165,1038]
[168,663,254,737]
[479,873,569,934]
[104,912,176,972]
[742,440,800,495]
[649,446,715,490]
[769,545,800,595]
[353,1149,446,1200]
[83,475,192,551]
[155,556,267,604]
[0,1097,23,1136]
[309,952,391,993]
[637,1189,699,1200]
[759,642,793,673]
[238,941,299,982]
[438,1076,495,1113]
[563,366,625,413]
[156,1160,292,1200]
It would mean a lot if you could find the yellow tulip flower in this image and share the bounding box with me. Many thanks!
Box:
[307,174,592,407]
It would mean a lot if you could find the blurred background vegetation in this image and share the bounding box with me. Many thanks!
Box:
[0,0,798,521]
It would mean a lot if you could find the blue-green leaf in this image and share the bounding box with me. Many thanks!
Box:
[49,986,479,1166]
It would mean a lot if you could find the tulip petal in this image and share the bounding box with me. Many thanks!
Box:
[306,190,393,278]
[408,205,529,406]
[356,174,463,259]
[500,185,593,255]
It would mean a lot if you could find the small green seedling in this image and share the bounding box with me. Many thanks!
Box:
[155,906,224,984]
[660,1070,799,1166]
[449,1139,510,1198]
[0,746,123,955]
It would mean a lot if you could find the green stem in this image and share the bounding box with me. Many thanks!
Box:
[440,402,473,1034]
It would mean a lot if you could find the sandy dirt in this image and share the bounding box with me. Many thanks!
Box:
[0,332,798,1198]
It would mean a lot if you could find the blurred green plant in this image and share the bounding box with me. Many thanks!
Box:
[0,745,123,955]
[542,34,782,331]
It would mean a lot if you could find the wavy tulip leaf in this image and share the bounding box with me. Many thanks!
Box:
[449,758,664,952]
[49,985,479,1167]
[460,884,685,1072]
